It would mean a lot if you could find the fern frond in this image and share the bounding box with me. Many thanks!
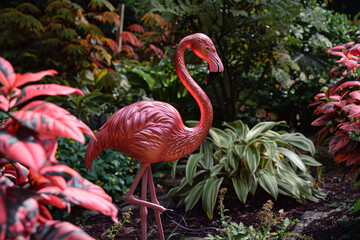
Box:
[140,12,164,27]
[77,21,104,38]
[102,11,120,27]
[56,7,76,21]
[41,38,63,48]
[119,31,140,46]
[127,24,144,33]
[63,44,88,56]
[59,28,78,40]
[102,37,119,53]
[16,3,41,15]
[45,1,72,14]
[88,0,115,11]
[45,22,65,34]
[0,8,23,25]
[0,29,25,47]
[19,14,44,31]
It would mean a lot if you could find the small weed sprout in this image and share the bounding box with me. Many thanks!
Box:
[206,189,307,240]
[107,208,132,240]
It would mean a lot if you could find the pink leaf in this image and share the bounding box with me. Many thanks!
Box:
[35,220,95,240]
[0,128,46,171]
[14,70,57,88]
[329,133,350,152]
[327,45,345,51]
[0,57,16,90]
[13,84,84,108]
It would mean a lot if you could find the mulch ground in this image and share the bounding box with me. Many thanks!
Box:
[66,168,360,240]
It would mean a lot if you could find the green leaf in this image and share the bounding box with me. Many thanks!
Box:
[202,177,223,220]
[281,133,316,155]
[210,164,224,177]
[199,140,213,169]
[244,144,260,174]
[263,141,277,160]
[256,169,278,199]
[232,177,249,203]
[245,121,285,141]
[131,68,157,90]
[186,153,203,185]
[185,181,205,211]
[278,147,307,172]
[227,150,239,172]
[277,180,300,199]
[209,127,231,148]
[224,120,249,139]
[299,154,322,167]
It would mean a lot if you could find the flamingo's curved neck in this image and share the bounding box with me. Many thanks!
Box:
[174,38,213,133]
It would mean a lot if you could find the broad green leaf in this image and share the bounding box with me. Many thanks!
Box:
[185,181,205,211]
[224,120,249,139]
[233,145,245,158]
[278,147,307,172]
[171,170,207,196]
[209,127,231,148]
[263,141,277,160]
[276,169,312,196]
[210,164,224,177]
[199,140,213,169]
[202,177,223,220]
[131,68,158,89]
[186,153,203,185]
[249,174,258,195]
[227,150,239,172]
[281,133,316,155]
[232,177,249,203]
[277,180,300,199]
[171,159,179,178]
[256,169,278,199]
[299,154,322,167]
[246,121,285,141]
[244,144,260,174]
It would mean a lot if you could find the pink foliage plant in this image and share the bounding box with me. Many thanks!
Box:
[0,57,118,240]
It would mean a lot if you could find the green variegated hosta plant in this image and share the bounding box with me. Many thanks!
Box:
[169,120,325,219]
[0,57,118,240]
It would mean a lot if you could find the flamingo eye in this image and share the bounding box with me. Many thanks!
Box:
[205,46,211,51]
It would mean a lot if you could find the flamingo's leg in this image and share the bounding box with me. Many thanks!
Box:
[140,168,149,240]
[148,169,165,240]
[125,164,166,212]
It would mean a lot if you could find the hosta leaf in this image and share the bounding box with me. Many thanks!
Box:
[199,140,213,169]
[299,154,322,166]
[0,128,46,171]
[202,177,223,220]
[276,169,312,197]
[263,141,277,160]
[329,133,350,152]
[244,144,260,174]
[186,153,203,185]
[256,169,278,199]
[185,181,205,211]
[34,220,94,239]
[210,164,224,177]
[14,84,83,108]
[278,147,306,172]
[209,127,231,148]
[232,177,249,203]
[281,133,315,155]
[245,121,285,141]
[227,150,239,172]
[224,120,249,139]
[277,180,300,199]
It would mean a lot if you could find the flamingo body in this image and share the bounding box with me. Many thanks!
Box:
[84,33,224,240]
[85,100,204,166]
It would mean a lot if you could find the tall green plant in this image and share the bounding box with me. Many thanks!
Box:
[169,120,325,219]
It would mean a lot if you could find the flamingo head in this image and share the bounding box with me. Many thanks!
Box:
[189,33,224,84]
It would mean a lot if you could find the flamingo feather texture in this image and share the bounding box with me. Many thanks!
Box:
[84,33,224,240]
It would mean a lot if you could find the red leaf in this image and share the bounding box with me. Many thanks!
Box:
[315,125,330,143]
[14,70,57,88]
[334,153,348,163]
[0,57,16,90]
[35,220,94,240]
[349,90,360,101]
[13,84,83,108]
[329,133,350,152]
[339,122,360,133]
[127,24,144,33]
[11,101,93,144]
[343,104,360,118]
[333,81,360,93]
[311,114,334,126]
[63,187,118,222]
[119,31,140,46]
[38,135,58,163]
[0,128,46,171]
[346,152,360,166]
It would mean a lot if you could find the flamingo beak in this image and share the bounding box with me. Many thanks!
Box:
[206,52,224,85]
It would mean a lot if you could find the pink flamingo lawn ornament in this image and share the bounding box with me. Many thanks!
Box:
[84,33,224,239]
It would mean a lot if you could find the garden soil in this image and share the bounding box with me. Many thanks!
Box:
[67,150,360,240]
